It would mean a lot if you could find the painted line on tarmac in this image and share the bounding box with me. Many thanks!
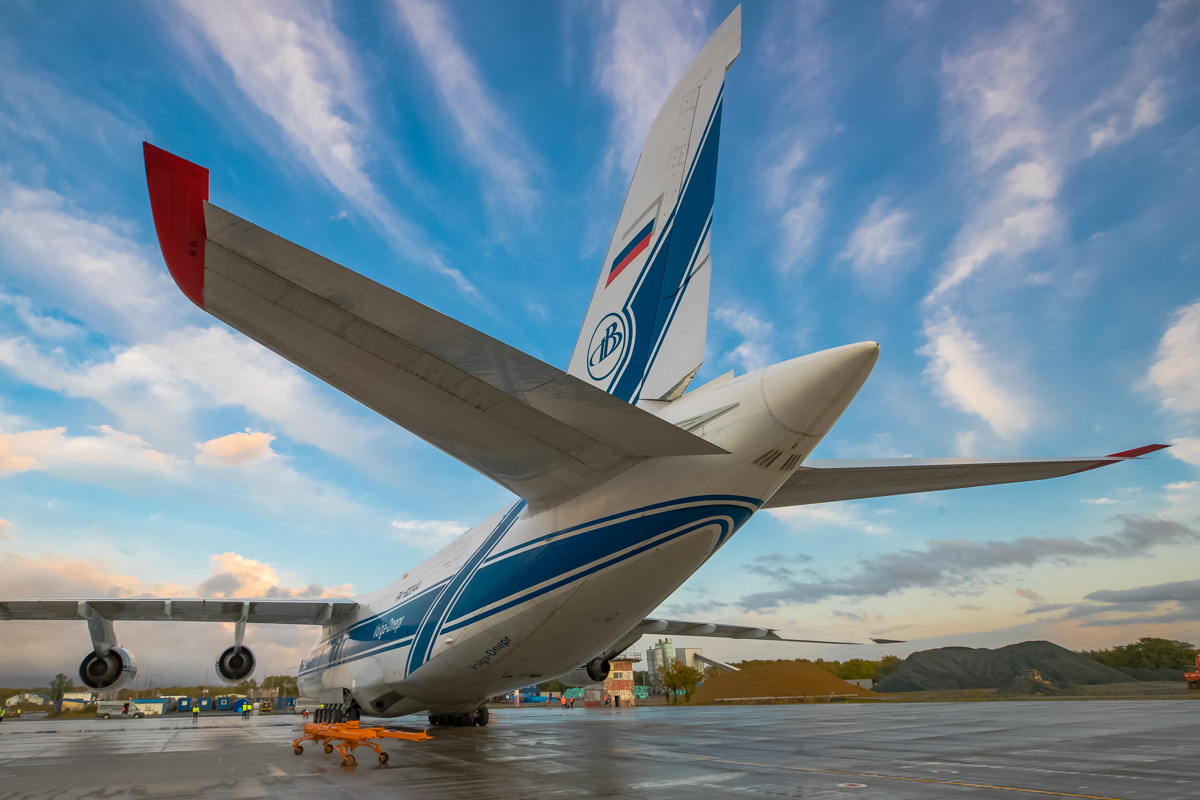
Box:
[586,748,1129,800]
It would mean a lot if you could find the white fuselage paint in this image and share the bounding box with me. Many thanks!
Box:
[298,343,878,716]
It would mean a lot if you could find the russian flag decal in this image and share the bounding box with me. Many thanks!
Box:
[606,219,655,287]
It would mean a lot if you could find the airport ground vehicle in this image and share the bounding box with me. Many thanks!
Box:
[1186,656,1200,690]
[97,701,143,720]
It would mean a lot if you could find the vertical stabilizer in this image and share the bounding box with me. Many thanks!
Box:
[568,7,740,405]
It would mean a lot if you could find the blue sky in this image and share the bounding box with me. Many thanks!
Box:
[1,0,1198,683]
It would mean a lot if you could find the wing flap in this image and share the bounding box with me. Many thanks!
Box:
[764,445,1169,508]
[0,598,358,625]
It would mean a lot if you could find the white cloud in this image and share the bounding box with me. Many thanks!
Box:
[766,502,890,535]
[0,425,181,477]
[839,198,917,275]
[196,430,276,466]
[777,176,827,272]
[929,162,1063,299]
[393,0,538,214]
[0,290,83,339]
[0,518,10,540]
[1081,497,1118,505]
[197,552,352,599]
[595,0,709,173]
[714,305,775,373]
[764,141,807,209]
[0,182,187,341]
[1148,300,1200,414]
[920,316,1031,438]
[1169,438,1200,468]
[391,518,468,550]
[177,0,478,296]
[0,328,385,464]
[1086,1,1200,154]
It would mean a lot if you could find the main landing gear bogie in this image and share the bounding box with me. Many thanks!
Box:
[427,707,490,727]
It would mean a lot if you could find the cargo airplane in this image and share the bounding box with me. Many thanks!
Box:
[0,8,1165,727]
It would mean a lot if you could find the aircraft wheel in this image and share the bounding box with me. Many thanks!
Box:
[475,707,489,726]
[293,746,303,756]
[324,744,334,754]
[428,714,435,726]
[103,714,111,719]
[378,751,389,764]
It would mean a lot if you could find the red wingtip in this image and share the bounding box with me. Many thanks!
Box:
[144,143,208,308]
[1104,444,1170,459]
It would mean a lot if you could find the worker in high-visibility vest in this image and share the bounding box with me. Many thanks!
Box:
[191,703,199,723]
[1,706,6,722]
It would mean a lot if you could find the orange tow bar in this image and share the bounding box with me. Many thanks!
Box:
[293,720,432,766]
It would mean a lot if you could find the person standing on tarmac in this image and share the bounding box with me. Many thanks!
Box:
[191,703,199,723]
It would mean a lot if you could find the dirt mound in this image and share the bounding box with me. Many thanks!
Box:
[692,661,875,703]
[874,641,1132,692]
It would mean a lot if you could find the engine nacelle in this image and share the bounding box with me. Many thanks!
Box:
[79,647,138,692]
[215,645,256,683]
[556,657,611,687]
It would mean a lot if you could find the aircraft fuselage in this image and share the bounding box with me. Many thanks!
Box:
[298,343,879,716]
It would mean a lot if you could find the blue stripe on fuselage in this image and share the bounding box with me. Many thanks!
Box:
[299,495,758,676]
[405,500,526,674]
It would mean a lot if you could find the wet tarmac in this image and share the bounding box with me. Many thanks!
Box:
[0,700,1195,799]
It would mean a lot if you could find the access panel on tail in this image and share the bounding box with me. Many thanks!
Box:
[567,7,741,405]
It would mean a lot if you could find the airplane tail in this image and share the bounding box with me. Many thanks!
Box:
[567,7,741,405]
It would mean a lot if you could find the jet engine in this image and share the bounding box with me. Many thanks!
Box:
[215,645,256,683]
[555,657,610,687]
[79,646,138,692]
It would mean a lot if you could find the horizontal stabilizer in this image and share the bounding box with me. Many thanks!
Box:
[143,142,725,508]
[0,598,359,625]
[764,445,1169,508]
[635,617,901,646]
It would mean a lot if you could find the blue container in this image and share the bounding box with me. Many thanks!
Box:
[199,698,212,711]
[215,697,231,711]
[233,698,251,712]
[281,697,296,711]
[178,698,192,713]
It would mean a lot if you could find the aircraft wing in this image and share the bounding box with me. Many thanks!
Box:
[0,598,358,625]
[144,144,725,508]
[634,618,903,645]
[763,445,1168,509]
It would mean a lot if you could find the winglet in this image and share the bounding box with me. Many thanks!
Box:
[1073,443,1170,474]
[144,143,208,308]
[1104,444,1170,459]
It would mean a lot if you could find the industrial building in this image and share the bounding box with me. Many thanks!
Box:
[644,639,705,691]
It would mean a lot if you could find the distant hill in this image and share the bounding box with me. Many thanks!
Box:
[693,661,875,703]
[875,641,1133,692]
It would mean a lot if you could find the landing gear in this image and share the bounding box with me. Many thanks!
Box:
[475,707,490,727]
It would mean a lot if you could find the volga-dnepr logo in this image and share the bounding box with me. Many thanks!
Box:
[587,313,627,381]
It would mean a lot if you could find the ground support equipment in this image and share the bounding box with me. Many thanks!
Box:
[292,720,431,766]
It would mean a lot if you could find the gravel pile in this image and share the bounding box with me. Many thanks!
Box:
[875,640,1133,692]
